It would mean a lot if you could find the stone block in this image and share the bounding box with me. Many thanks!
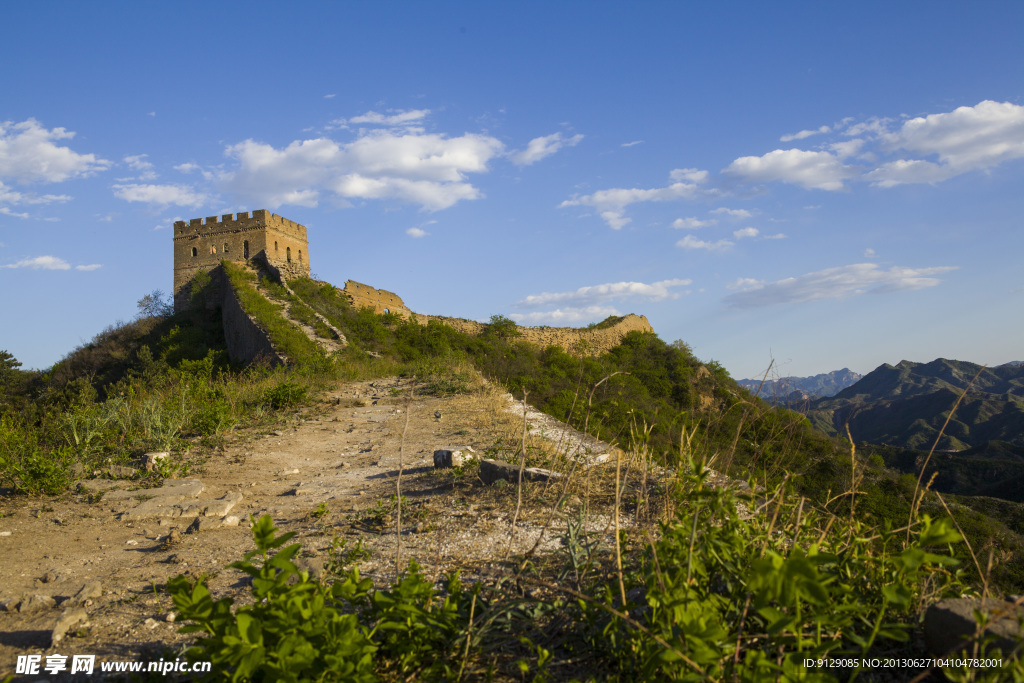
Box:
[924,598,1024,656]
[479,459,562,486]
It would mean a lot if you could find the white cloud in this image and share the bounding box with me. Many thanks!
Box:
[153,215,185,230]
[174,162,200,174]
[514,278,691,309]
[864,159,956,187]
[672,216,716,229]
[0,206,30,218]
[710,207,752,218]
[1,255,71,270]
[621,140,644,147]
[324,94,336,99]
[670,168,709,183]
[511,305,623,326]
[763,233,787,239]
[560,168,714,229]
[842,117,893,138]
[780,125,830,142]
[865,100,1024,187]
[113,183,211,208]
[341,109,431,127]
[829,139,866,159]
[727,277,763,290]
[676,235,733,250]
[864,248,876,258]
[723,148,858,191]
[406,226,428,238]
[0,119,110,183]
[75,264,102,271]
[510,132,584,166]
[733,227,759,239]
[0,180,71,207]
[723,263,958,308]
[123,154,157,181]
[222,128,504,212]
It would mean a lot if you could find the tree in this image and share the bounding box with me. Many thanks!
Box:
[486,314,521,340]
[136,289,174,318]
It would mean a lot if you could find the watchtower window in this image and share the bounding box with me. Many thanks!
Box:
[286,246,291,263]
[298,249,302,263]
[243,240,249,258]
[191,247,198,257]
[274,241,278,252]
[210,245,217,255]
[223,242,229,253]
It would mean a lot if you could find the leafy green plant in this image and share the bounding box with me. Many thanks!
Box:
[169,516,378,681]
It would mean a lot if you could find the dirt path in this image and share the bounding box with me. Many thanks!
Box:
[0,377,602,673]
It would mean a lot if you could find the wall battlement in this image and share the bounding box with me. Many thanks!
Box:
[173,210,306,241]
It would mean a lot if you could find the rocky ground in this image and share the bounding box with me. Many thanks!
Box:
[0,376,626,677]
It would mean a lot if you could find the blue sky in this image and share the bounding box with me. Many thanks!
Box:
[2,2,1022,378]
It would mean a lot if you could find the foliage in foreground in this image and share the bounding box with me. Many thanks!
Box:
[169,459,1021,682]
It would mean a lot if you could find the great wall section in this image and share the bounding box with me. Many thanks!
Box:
[173,211,655,365]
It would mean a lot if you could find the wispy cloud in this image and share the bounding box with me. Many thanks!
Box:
[724,263,958,308]
[511,305,622,326]
[672,216,716,229]
[113,183,211,208]
[123,154,157,180]
[406,227,428,238]
[780,125,830,142]
[2,255,70,270]
[510,132,583,166]
[710,207,752,218]
[733,227,759,239]
[333,109,431,129]
[676,235,733,250]
[560,168,715,229]
[514,278,691,309]
[621,140,644,147]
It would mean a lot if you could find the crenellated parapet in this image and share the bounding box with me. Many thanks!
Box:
[173,210,307,241]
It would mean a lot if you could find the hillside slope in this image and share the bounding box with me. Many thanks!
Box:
[807,358,1024,451]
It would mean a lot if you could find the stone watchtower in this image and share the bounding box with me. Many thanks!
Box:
[172,210,310,312]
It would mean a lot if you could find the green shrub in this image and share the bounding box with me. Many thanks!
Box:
[263,382,307,410]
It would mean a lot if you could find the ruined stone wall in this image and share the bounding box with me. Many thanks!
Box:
[417,313,654,356]
[342,280,413,318]
[221,271,285,367]
[173,210,310,312]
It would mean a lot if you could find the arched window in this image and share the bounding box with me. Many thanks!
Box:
[223,242,229,253]
[298,250,302,263]
[243,240,249,258]
[274,241,278,252]
[191,247,197,257]
[286,246,292,263]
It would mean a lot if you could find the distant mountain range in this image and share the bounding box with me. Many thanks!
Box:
[806,358,1024,451]
[799,359,1024,502]
[738,368,863,402]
